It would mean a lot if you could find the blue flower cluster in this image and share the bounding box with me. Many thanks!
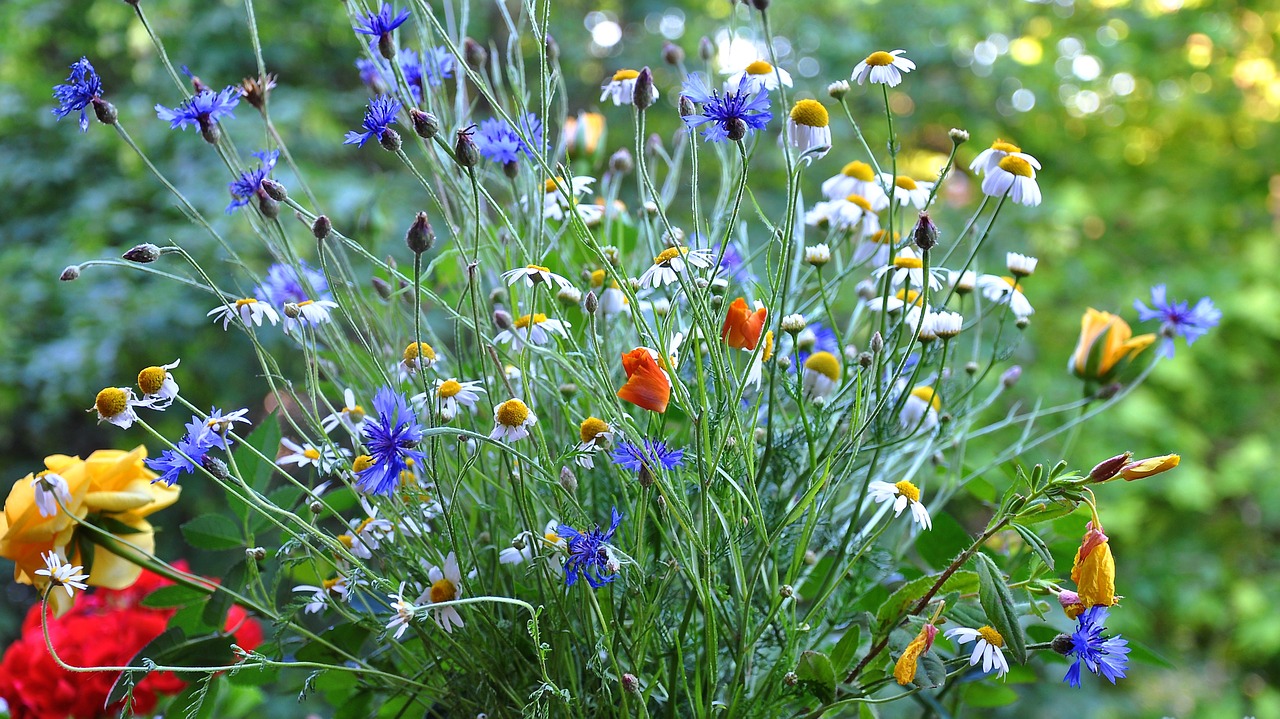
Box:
[52,57,103,132]
[1134,285,1220,359]
[474,114,544,164]
[254,262,332,306]
[344,95,402,148]
[1063,606,1130,688]
[680,74,772,143]
[155,86,241,131]
[557,508,623,589]
[146,408,244,486]
[227,150,280,213]
[357,47,454,101]
[611,439,684,473]
[357,387,426,495]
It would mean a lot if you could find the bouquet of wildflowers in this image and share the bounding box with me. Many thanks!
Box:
[3,0,1222,716]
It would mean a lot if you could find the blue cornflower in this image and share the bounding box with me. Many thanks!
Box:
[254,262,332,306]
[474,113,543,164]
[611,439,684,473]
[227,150,280,213]
[680,73,772,143]
[145,411,240,485]
[716,242,756,285]
[557,508,624,588]
[344,95,402,147]
[155,86,241,131]
[1063,606,1130,688]
[354,3,411,39]
[52,57,103,132]
[357,387,426,495]
[356,57,387,89]
[1134,285,1220,358]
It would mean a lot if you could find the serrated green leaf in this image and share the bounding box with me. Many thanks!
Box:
[875,570,979,631]
[1009,522,1055,570]
[141,584,209,609]
[973,552,1027,664]
[795,650,835,704]
[181,515,243,551]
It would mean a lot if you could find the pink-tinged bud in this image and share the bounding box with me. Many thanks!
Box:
[1119,453,1180,481]
[1000,365,1022,388]
[1057,589,1081,608]
[463,37,487,71]
[1089,452,1133,482]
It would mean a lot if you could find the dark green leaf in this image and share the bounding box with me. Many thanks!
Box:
[1010,522,1055,570]
[875,570,978,631]
[830,624,861,674]
[914,651,948,689]
[1014,499,1076,525]
[296,622,369,664]
[795,650,835,704]
[202,560,246,628]
[141,584,209,609]
[915,513,972,569]
[182,514,243,551]
[973,552,1027,664]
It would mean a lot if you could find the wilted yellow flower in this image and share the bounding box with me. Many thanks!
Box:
[1069,521,1117,611]
[1069,308,1156,382]
[1120,453,1180,480]
[894,623,938,685]
[564,111,606,155]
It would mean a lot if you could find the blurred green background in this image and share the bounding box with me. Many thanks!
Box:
[2,0,1277,716]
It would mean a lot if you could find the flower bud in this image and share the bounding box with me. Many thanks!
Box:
[410,108,439,139]
[371,276,392,300]
[858,351,873,368]
[754,427,767,444]
[698,36,714,62]
[60,265,81,281]
[557,286,582,306]
[406,212,434,254]
[257,193,279,219]
[646,132,664,157]
[1119,453,1180,481]
[378,126,402,152]
[123,243,161,263]
[1051,633,1074,655]
[309,500,323,513]
[637,464,654,488]
[545,34,560,63]
[454,128,480,167]
[633,67,656,111]
[463,37,487,71]
[779,584,794,598]
[609,148,634,175]
[1000,365,1022,388]
[869,331,883,354]
[726,117,748,142]
[912,212,938,251]
[827,80,849,100]
[584,290,599,315]
[1016,316,1030,329]
[91,98,118,125]
[621,673,639,694]
[965,361,979,375]
[776,355,792,371]
[949,127,970,145]
[262,178,288,202]
[378,33,396,61]
[312,215,332,241]
[559,466,578,494]
[202,454,231,479]
[247,546,266,561]
[283,302,301,319]
[1089,452,1133,482]
[493,309,513,329]
[783,672,798,687]
[662,42,685,66]
[750,0,770,9]
[489,287,507,305]
[856,279,878,300]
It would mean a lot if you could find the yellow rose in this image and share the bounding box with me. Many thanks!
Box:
[1068,308,1156,383]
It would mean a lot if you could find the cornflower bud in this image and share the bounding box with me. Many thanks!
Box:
[371,276,392,300]
[202,455,230,479]
[662,42,685,66]
[312,215,332,241]
[621,673,640,694]
[1001,365,1022,388]
[869,331,884,354]
[584,290,599,314]
[779,584,794,598]
[679,95,695,117]
[123,243,161,263]
[378,126,402,152]
[783,672,799,687]
[503,160,519,179]
[633,67,656,111]
[698,36,714,62]
[257,193,279,219]
[609,148,634,175]
[262,178,288,202]
[410,108,439,139]
[92,98,118,125]
[406,212,434,254]
[559,466,578,494]
[60,265,81,281]
[858,352,874,368]
[912,212,939,251]
[463,38,487,71]
[750,0,770,9]
[493,309,513,329]
[454,127,480,167]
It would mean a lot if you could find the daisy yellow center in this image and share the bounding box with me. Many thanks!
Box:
[303,447,321,460]
[804,351,841,381]
[346,405,366,423]
[845,194,873,212]
[235,298,258,308]
[894,176,919,191]
[497,399,530,427]
[337,534,354,548]
[513,313,548,329]
[545,178,562,193]
[895,288,923,306]
[841,161,876,181]
[977,626,1005,647]
[998,155,1034,178]
[579,416,610,443]
[654,246,688,265]
[95,387,128,418]
[354,517,375,534]
[1002,276,1019,288]
[322,577,341,591]
[403,342,436,362]
[437,379,463,398]
[894,480,921,502]
[590,269,606,287]
[910,385,941,411]
[353,454,374,473]
[137,366,167,395]
[612,69,640,81]
[789,99,829,128]
[893,256,923,269]
[871,229,897,244]
[745,60,774,75]
[430,577,457,604]
[544,531,562,544]
[865,51,896,67]
[991,139,1022,153]
[298,299,314,307]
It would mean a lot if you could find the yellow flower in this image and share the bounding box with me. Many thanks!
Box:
[1119,453,1180,481]
[564,111,606,155]
[1,446,178,614]
[1069,308,1156,382]
[894,624,938,685]
[1070,521,1118,610]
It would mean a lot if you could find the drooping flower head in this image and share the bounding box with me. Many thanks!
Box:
[474,113,544,164]
[788,99,832,158]
[1133,285,1220,359]
[981,154,1042,206]
[52,57,104,132]
[894,623,939,685]
[1062,606,1130,688]
[945,625,1010,678]
[611,439,684,473]
[344,95,402,148]
[227,150,280,213]
[557,507,624,588]
[1070,520,1118,612]
[1069,308,1156,383]
[254,262,332,306]
[357,387,426,495]
[155,86,241,133]
[680,73,773,143]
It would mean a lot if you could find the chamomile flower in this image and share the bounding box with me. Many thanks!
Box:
[322,388,368,435]
[969,139,1041,177]
[91,387,148,429]
[34,551,89,599]
[203,408,251,446]
[283,299,340,335]
[852,49,916,87]
[880,174,935,209]
[401,341,441,374]
[871,247,945,291]
[135,359,180,410]
[575,417,614,468]
[600,69,658,107]
[490,398,537,442]
[423,552,464,632]
[638,246,717,289]
[868,480,932,529]
[725,58,793,92]
[948,269,978,295]
[278,438,349,474]
[385,582,418,640]
[501,521,567,565]
[852,229,897,267]
[208,298,280,330]
[981,155,1042,206]
[821,161,889,204]
[540,176,602,223]
[926,310,964,340]
[864,288,927,331]
[501,264,575,291]
[802,351,842,401]
[293,576,350,614]
[806,193,887,236]
[1006,252,1038,278]
[787,99,832,158]
[338,501,395,559]
[900,385,941,432]
[805,244,831,267]
[418,378,485,422]
[589,270,630,318]
[492,313,571,351]
[30,472,71,518]
[976,274,1035,318]
[945,625,1011,678]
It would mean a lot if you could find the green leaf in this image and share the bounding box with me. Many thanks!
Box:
[795,650,836,704]
[830,625,861,674]
[202,560,247,629]
[964,682,1019,707]
[181,515,243,551]
[914,651,948,689]
[1014,499,1076,525]
[141,584,209,609]
[1009,522,1055,570]
[973,552,1027,664]
[295,623,369,664]
[875,570,979,631]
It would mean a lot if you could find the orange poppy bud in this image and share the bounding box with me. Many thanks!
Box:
[721,298,767,350]
[617,348,671,413]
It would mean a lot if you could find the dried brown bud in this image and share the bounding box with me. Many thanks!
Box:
[91,98,118,125]
[312,215,332,241]
[238,73,276,110]
[406,212,434,254]
[60,265,81,281]
[122,244,161,263]
[262,178,287,202]
[454,128,480,167]
[912,212,938,251]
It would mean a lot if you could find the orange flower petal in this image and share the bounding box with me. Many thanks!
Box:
[618,348,671,413]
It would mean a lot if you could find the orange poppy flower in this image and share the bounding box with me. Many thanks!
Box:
[617,348,671,413]
[721,298,767,351]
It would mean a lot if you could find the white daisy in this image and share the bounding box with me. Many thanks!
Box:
[501,264,575,292]
[283,299,340,335]
[321,388,368,435]
[1006,252,1038,278]
[136,359,181,409]
[899,385,941,432]
[208,297,280,331]
[204,408,252,438]
[30,472,71,518]
[575,416,614,468]
[868,479,932,529]
[499,531,536,566]
[945,626,1011,677]
[852,49,916,87]
[976,274,1035,318]
[821,161,889,204]
[947,269,978,295]
[725,58,793,92]
[879,173,935,209]
[637,246,716,289]
[34,551,89,599]
[871,247,945,291]
[806,193,886,236]
[492,313,571,351]
[292,576,350,614]
[802,351,842,401]
[415,378,486,422]
[981,155,1042,207]
[863,288,927,331]
[422,552,464,633]
[91,386,149,429]
[340,501,395,560]
[278,437,350,474]
[400,341,442,374]
[386,582,419,640]
[927,310,963,340]
[851,229,897,267]
[969,139,1041,177]
[490,398,537,442]
[787,99,832,159]
[600,68,657,106]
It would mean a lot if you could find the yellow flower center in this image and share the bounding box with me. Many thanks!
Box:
[303,447,321,460]
[298,299,314,307]
[871,229,897,244]
[894,480,921,502]
[429,577,457,604]
[998,155,1034,178]
[353,454,374,473]
[513,313,548,329]
[895,288,923,306]
[893,256,923,269]
[789,99,829,128]
[612,69,640,81]
[761,330,775,363]
[804,351,841,381]
[865,51,896,67]
[977,626,1005,647]
[496,399,530,427]
[579,416,610,443]
[235,298,258,308]
[437,379,463,398]
[544,178,562,193]
[991,139,1022,153]
[403,342,436,363]
[894,176,919,191]
[590,269,606,287]
[95,387,128,418]
[841,161,876,181]
[910,385,941,412]
[527,264,550,274]
[354,517,375,535]
[845,194,873,212]
[346,405,366,423]
[654,246,688,265]
[137,367,167,395]
[337,534,353,548]
[543,531,562,545]
[745,60,774,75]
[322,577,342,591]
[1002,275,1019,288]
